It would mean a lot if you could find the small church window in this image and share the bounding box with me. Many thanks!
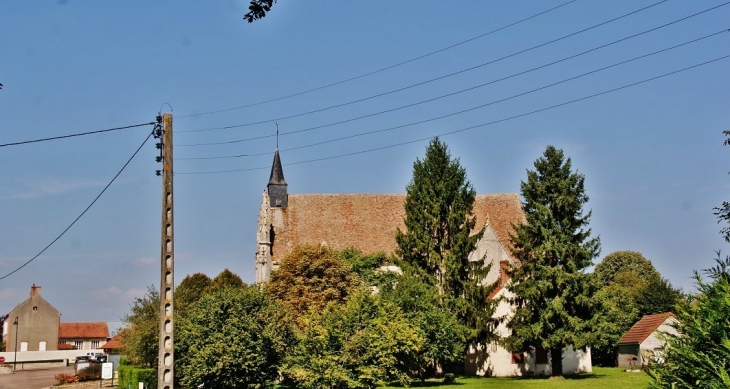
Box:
[33,306,38,311]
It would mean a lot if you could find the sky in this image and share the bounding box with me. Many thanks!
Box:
[1,1,729,324]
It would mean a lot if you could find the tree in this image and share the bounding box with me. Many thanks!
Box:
[208,268,244,292]
[648,255,730,388]
[121,286,159,367]
[380,274,469,379]
[265,244,360,319]
[593,251,659,287]
[175,272,212,317]
[282,290,423,388]
[590,284,639,366]
[395,137,494,342]
[506,145,600,376]
[176,285,295,388]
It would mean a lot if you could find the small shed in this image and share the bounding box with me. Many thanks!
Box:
[617,312,678,369]
[101,332,124,367]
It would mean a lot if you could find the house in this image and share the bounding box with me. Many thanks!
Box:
[59,322,109,351]
[617,312,678,369]
[3,285,60,352]
[254,149,592,376]
[101,332,124,365]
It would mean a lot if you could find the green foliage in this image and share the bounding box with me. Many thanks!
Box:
[648,255,730,388]
[380,274,469,377]
[176,285,295,389]
[507,145,600,376]
[282,290,423,388]
[245,0,276,22]
[266,244,360,319]
[395,137,495,343]
[121,285,159,367]
[208,268,244,292]
[118,365,156,389]
[713,129,730,243]
[590,284,640,366]
[175,272,212,317]
[591,251,682,366]
[341,248,399,288]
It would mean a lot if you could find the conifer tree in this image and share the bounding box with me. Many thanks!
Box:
[395,137,493,342]
[506,145,600,376]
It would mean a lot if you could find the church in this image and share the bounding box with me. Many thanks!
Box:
[254,148,592,377]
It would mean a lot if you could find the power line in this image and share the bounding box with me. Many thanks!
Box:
[179,0,669,137]
[175,53,730,175]
[0,129,155,281]
[176,27,729,158]
[176,0,579,119]
[0,122,155,148]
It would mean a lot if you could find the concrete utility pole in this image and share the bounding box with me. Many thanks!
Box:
[157,112,174,389]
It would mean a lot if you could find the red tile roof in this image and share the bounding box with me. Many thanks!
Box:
[618,312,675,345]
[102,333,124,350]
[271,194,525,263]
[59,322,109,339]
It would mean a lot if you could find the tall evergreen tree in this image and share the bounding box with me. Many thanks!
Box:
[506,145,600,376]
[395,137,493,342]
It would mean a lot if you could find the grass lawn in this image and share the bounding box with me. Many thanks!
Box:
[382,367,651,388]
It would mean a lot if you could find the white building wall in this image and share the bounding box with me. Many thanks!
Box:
[641,317,679,350]
[465,288,592,377]
[469,224,510,286]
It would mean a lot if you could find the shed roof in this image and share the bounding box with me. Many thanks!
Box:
[59,322,109,339]
[270,193,525,262]
[618,312,676,345]
[102,332,124,350]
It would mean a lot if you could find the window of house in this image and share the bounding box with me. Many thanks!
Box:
[511,352,524,364]
[535,348,548,364]
[74,341,83,350]
[20,342,28,351]
[91,340,99,349]
[39,341,46,351]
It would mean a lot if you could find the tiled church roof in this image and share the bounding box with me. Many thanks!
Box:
[270,193,524,262]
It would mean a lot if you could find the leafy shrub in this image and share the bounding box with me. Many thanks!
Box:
[119,365,156,389]
[54,373,78,384]
[77,363,101,382]
[443,373,456,384]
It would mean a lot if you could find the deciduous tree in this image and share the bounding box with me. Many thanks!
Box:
[506,145,600,376]
[176,285,295,388]
[120,286,159,367]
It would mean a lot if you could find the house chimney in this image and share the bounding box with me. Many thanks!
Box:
[30,284,41,296]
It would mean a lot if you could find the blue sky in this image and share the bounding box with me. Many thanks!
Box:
[1,1,729,323]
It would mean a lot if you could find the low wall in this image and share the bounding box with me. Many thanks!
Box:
[0,349,104,366]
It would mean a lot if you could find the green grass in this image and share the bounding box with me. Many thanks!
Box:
[382,367,651,388]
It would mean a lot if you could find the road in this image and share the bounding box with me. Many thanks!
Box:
[0,366,73,389]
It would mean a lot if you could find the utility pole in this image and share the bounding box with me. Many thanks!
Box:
[157,112,174,389]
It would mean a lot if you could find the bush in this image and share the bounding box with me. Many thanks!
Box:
[119,365,156,389]
[77,363,101,382]
[54,373,78,384]
[443,373,456,384]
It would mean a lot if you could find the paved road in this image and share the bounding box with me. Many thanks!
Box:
[0,366,74,389]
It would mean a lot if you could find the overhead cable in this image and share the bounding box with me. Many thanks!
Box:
[0,130,155,280]
[175,53,730,175]
[180,0,669,136]
[176,0,579,119]
[0,122,155,148]
[177,27,729,157]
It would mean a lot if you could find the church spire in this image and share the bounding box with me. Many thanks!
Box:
[267,148,288,208]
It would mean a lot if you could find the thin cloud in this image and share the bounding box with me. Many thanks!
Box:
[5,177,107,199]
[133,257,156,266]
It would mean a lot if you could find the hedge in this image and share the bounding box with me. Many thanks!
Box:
[118,365,156,389]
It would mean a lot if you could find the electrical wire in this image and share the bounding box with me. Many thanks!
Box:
[176,0,579,119]
[176,28,730,159]
[179,0,669,136]
[0,130,155,280]
[0,122,155,148]
[175,53,730,175]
